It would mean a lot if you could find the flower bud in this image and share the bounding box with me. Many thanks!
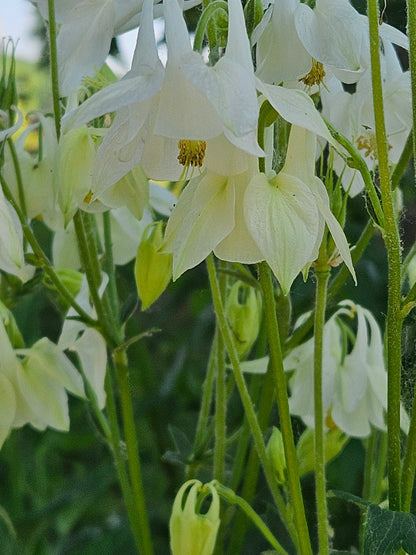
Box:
[266,427,287,485]
[43,268,83,311]
[55,125,96,226]
[225,281,262,359]
[296,427,348,478]
[169,480,220,555]
[1,38,18,119]
[0,300,23,348]
[134,222,172,310]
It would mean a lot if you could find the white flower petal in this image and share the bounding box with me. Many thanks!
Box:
[164,173,235,279]
[0,374,16,449]
[58,0,116,95]
[244,172,319,294]
[257,81,335,145]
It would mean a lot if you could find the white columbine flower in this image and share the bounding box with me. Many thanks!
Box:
[322,41,412,196]
[63,0,263,190]
[284,300,407,438]
[254,0,408,89]
[0,315,86,449]
[31,0,202,95]
[244,125,355,294]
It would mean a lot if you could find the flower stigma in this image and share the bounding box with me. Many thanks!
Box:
[177,139,207,179]
[299,59,326,88]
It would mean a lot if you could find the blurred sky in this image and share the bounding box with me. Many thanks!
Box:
[0,0,164,69]
[0,0,41,61]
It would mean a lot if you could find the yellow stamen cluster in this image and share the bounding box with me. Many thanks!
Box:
[299,59,326,88]
[177,139,207,169]
[325,411,338,431]
[356,130,392,160]
[83,190,94,203]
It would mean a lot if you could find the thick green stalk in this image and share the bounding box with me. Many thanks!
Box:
[114,349,154,555]
[367,0,403,511]
[104,366,144,551]
[47,0,61,139]
[258,262,312,555]
[206,255,301,550]
[313,263,330,555]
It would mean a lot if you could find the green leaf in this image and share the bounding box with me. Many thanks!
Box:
[329,490,416,554]
[364,504,416,555]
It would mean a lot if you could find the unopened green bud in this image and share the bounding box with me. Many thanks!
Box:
[55,125,96,226]
[134,222,172,310]
[169,479,220,555]
[266,427,287,485]
[1,38,18,118]
[44,268,83,298]
[225,281,262,359]
[0,300,23,348]
[297,427,348,478]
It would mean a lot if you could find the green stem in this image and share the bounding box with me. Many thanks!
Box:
[406,0,416,188]
[206,255,299,548]
[47,0,61,139]
[367,0,403,511]
[193,1,228,52]
[212,481,289,555]
[6,137,27,220]
[391,131,413,191]
[102,211,119,324]
[104,365,144,551]
[401,379,416,511]
[228,368,299,553]
[324,118,384,227]
[187,336,217,478]
[114,349,154,555]
[285,219,374,354]
[214,262,228,482]
[0,174,97,328]
[73,211,121,347]
[214,326,227,482]
[313,264,330,555]
[76,354,111,440]
[258,262,312,555]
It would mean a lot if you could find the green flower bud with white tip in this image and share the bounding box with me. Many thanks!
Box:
[296,427,349,478]
[266,427,287,485]
[169,479,220,555]
[225,281,262,359]
[134,222,172,311]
